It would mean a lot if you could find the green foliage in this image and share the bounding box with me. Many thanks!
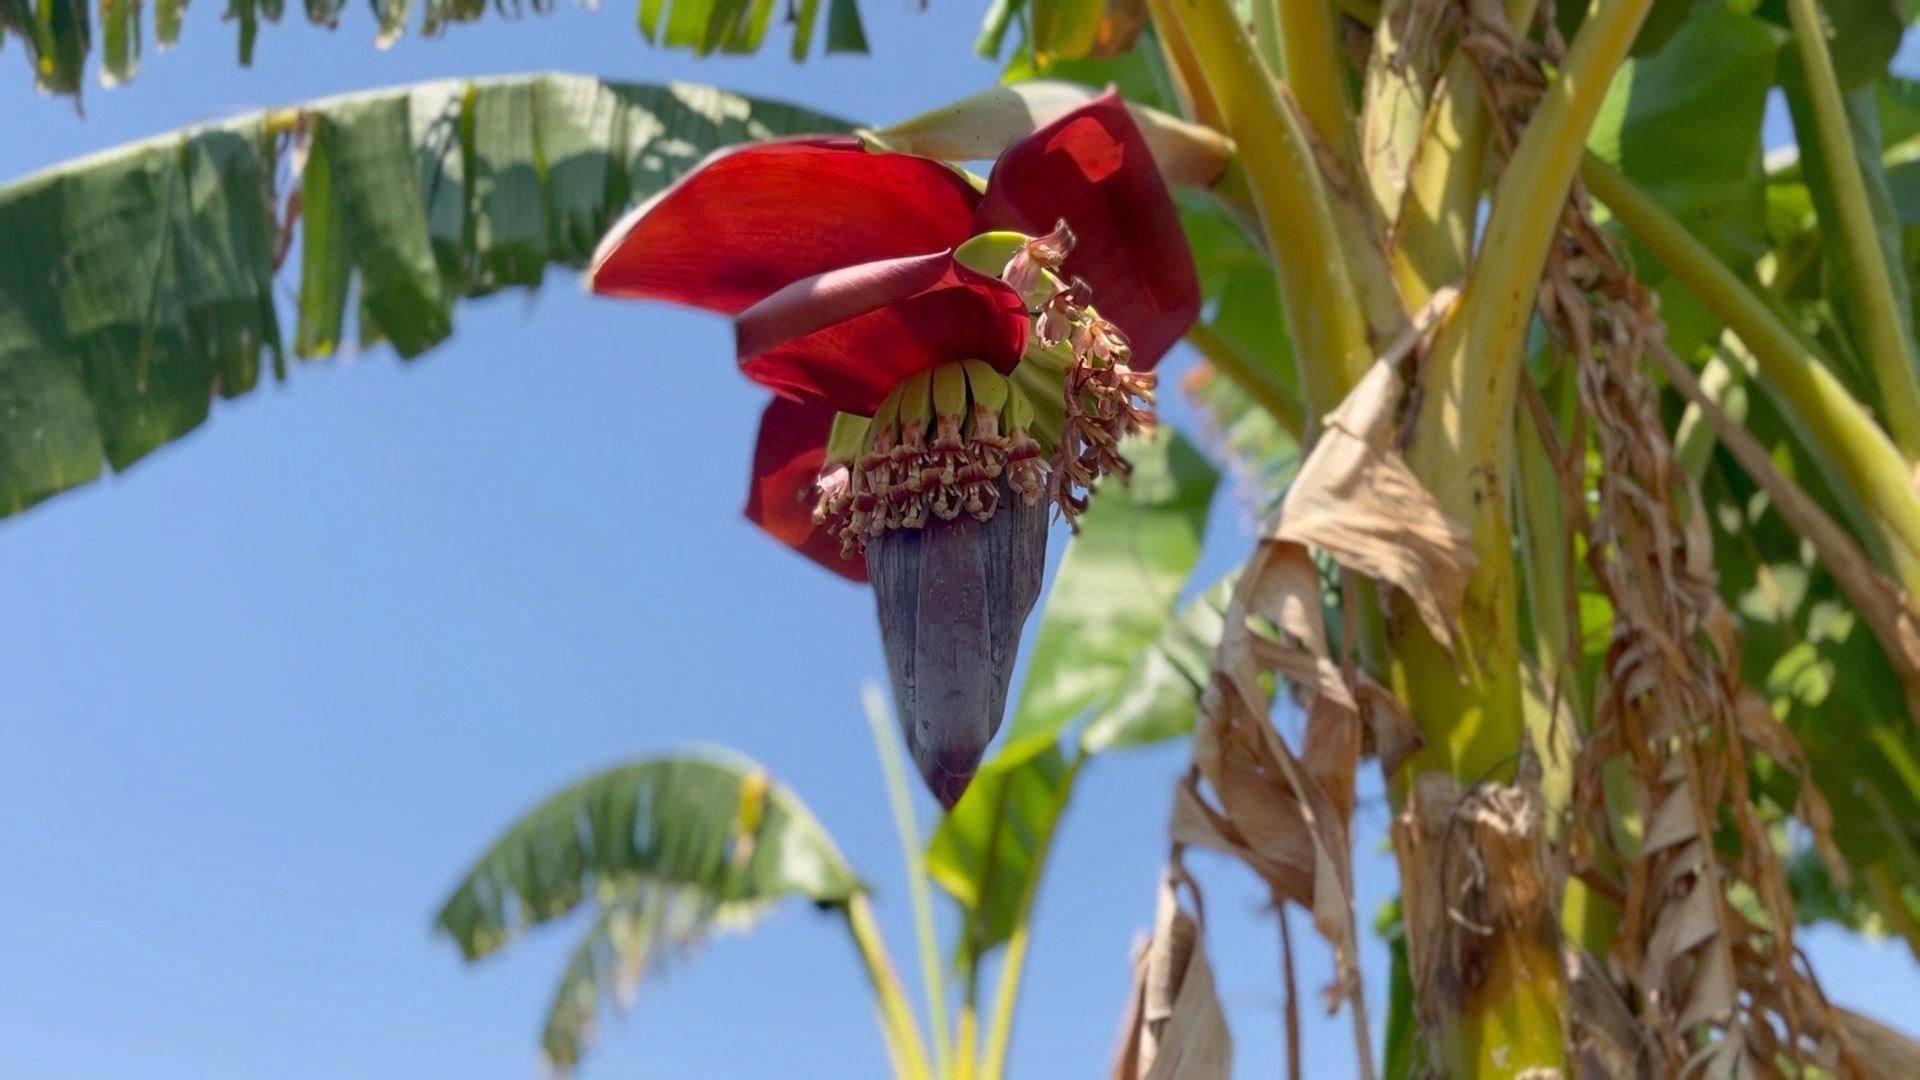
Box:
[1589,9,1781,264]
[0,0,867,98]
[1574,32,1920,928]
[1782,81,1920,399]
[1673,356,1920,936]
[1080,571,1237,752]
[0,75,845,516]
[435,753,861,1070]
[1378,899,1415,1080]
[1587,7,1783,357]
[436,752,860,959]
[1184,359,1299,508]
[1554,0,1694,57]
[536,883,768,1072]
[977,0,1132,67]
[1759,0,1903,93]
[925,745,1076,962]
[925,428,1221,961]
[996,428,1221,763]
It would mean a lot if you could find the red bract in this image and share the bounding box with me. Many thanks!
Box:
[588,90,1198,578]
[743,398,866,583]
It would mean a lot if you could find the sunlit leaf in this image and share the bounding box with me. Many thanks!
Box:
[994,12,1178,114]
[0,0,868,96]
[1587,8,1783,355]
[538,883,772,1074]
[1029,0,1104,62]
[435,751,858,1076]
[1079,570,1237,753]
[995,427,1220,764]
[0,75,846,517]
[435,751,860,962]
[925,744,1074,961]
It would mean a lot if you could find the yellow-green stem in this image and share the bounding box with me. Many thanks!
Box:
[844,893,934,1080]
[1388,0,1538,305]
[1437,937,1571,1073]
[1145,0,1225,131]
[1784,0,1920,459]
[1412,0,1650,487]
[1398,0,1651,781]
[1251,0,1285,74]
[1270,0,1416,347]
[862,685,952,1078]
[1185,323,1306,437]
[1359,0,1432,228]
[1581,155,1920,594]
[1273,0,1359,175]
[1390,0,1651,1070]
[1390,57,1485,303]
[955,999,979,1080]
[1160,0,1375,415]
[978,752,1085,1080]
[1515,395,1578,820]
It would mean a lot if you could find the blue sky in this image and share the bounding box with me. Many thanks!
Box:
[4,7,1918,1079]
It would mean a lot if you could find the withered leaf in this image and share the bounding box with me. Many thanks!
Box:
[1112,875,1231,1080]
[1275,360,1474,650]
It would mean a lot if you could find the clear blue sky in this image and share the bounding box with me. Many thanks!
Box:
[4,9,1916,1079]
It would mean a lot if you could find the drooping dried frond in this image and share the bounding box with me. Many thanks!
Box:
[1554,216,1856,1075]
[1439,3,1861,1069]
[1159,347,1482,1080]
[1111,866,1232,1080]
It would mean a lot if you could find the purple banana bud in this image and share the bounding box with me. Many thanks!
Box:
[868,481,1048,808]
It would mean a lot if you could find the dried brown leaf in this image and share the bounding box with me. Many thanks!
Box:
[1567,947,1648,1080]
[1838,1009,1920,1080]
[1276,360,1475,650]
[1159,356,1478,1079]
[1639,789,1699,858]
[1112,873,1232,1080]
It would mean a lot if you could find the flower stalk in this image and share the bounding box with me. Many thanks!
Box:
[1784,0,1920,459]
[978,750,1086,1080]
[863,684,954,1077]
[843,893,934,1080]
[1386,0,1651,1070]
[1157,0,1375,416]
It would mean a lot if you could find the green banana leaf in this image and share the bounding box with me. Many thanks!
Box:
[0,0,868,98]
[436,752,861,1071]
[926,428,1221,961]
[0,74,847,516]
[994,428,1220,765]
[1586,8,1783,358]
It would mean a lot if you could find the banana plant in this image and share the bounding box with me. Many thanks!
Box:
[9,0,1920,1074]
[437,428,1222,1077]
